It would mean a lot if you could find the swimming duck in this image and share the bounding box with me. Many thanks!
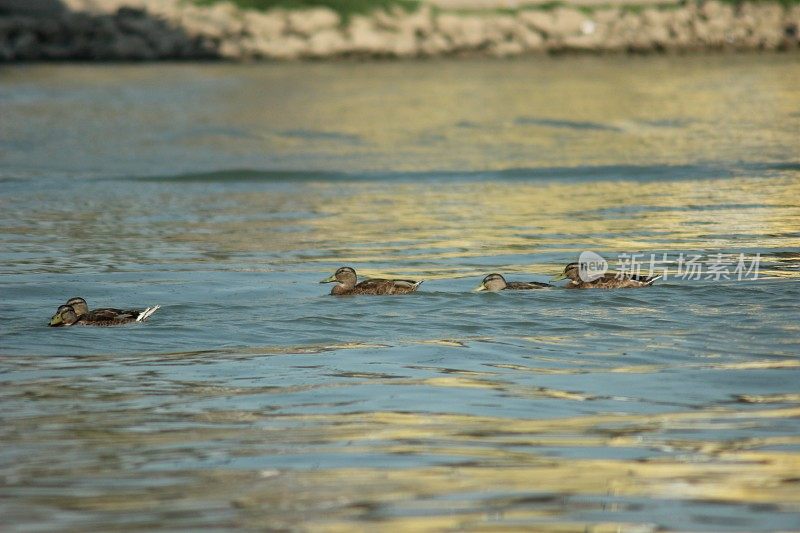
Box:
[474,273,552,292]
[320,267,423,295]
[49,297,160,327]
[551,262,660,289]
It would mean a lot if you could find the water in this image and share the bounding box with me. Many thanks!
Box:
[2,56,800,531]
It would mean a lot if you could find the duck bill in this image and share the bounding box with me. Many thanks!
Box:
[319,274,336,283]
[551,273,567,281]
[48,314,63,327]
[473,284,487,292]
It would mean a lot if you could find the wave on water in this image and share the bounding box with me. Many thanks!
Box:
[128,161,800,184]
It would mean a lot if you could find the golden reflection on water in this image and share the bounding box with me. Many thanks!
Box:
[8,392,799,529]
[224,407,800,530]
[210,56,800,171]
[166,174,800,279]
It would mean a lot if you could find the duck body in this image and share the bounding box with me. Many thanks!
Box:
[504,281,553,290]
[50,297,160,327]
[564,273,658,289]
[475,273,552,292]
[321,267,423,296]
[553,263,660,289]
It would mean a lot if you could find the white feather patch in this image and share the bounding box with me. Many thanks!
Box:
[136,305,160,322]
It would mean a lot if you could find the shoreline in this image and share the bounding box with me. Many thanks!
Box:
[1,0,798,61]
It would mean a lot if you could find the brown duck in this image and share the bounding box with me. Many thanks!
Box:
[49,297,160,327]
[551,262,660,289]
[474,273,552,292]
[320,267,423,295]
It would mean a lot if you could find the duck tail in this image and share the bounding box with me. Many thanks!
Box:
[137,305,160,322]
[413,280,424,290]
[644,275,662,286]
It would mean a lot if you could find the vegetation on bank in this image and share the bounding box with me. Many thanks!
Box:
[193,0,419,18]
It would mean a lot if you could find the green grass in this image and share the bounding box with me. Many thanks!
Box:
[193,0,419,19]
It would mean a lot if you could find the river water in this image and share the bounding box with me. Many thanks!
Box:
[1,56,799,531]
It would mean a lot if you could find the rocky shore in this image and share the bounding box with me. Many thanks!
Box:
[1,0,799,60]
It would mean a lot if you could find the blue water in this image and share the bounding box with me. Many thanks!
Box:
[1,57,800,531]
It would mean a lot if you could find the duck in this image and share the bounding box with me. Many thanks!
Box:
[320,266,423,295]
[49,297,160,327]
[474,273,552,292]
[551,262,660,289]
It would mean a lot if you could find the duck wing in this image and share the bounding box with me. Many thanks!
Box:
[87,308,137,320]
[354,279,423,295]
[136,305,160,321]
[505,281,552,290]
[629,273,661,285]
[607,272,660,285]
[390,279,424,292]
[81,306,160,325]
[79,309,138,326]
[584,272,659,288]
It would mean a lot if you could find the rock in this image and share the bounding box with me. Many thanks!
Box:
[519,10,555,36]
[244,10,286,39]
[391,29,419,57]
[0,0,65,17]
[640,9,674,48]
[218,38,243,59]
[436,14,486,49]
[517,26,545,51]
[183,1,244,39]
[663,7,694,49]
[594,8,621,25]
[789,4,800,25]
[287,7,339,37]
[396,5,433,36]
[489,39,523,57]
[109,33,155,59]
[115,9,161,36]
[181,10,229,40]
[11,28,40,59]
[238,33,307,60]
[736,2,784,49]
[306,28,347,57]
[697,1,735,46]
[33,17,61,39]
[785,6,800,47]
[372,6,401,30]
[347,15,393,55]
[551,7,589,37]
[259,34,307,59]
[562,33,600,51]
[484,14,519,40]
[609,12,652,51]
[418,31,450,56]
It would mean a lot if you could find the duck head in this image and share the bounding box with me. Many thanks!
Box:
[474,273,507,292]
[320,267,358,293]
[49,305,79,327]
[551,262,581,282]
[65,297,89,316]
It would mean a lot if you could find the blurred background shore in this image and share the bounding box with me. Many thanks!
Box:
[0,0,798,60]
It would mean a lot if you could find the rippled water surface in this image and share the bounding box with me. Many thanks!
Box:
[2,56,800,531]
